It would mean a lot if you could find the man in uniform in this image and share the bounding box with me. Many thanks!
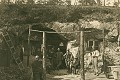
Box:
[56,48,63,70]
[48,47,55,70]
[92,48,100,76]
[32,55,43,80]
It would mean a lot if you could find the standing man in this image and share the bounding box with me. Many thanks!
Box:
[48,47,55,70]
[56,48,63,70]
[63,49,74,73]
[87,52,92,68]
[32,55,43,80]
[92,48,100,76]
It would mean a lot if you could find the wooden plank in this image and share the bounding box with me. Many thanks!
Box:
[31,29,91,33]
[102,28,106,73]
[27,25,31,66]
[117,23,120,46]
[43,31,46,80]
[80,31,85,80]
[108,66,120,68]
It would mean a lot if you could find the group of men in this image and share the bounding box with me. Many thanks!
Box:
[63,47,100,75]
[63,49,80,74]
[87,48,100,76]
[47,47,64,70]
[31,45,101,80]
[31,47,63,80]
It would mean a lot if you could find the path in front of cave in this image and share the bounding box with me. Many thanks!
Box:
[47,69,114,80]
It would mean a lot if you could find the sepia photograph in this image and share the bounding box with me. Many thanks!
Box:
[0,0,120,80]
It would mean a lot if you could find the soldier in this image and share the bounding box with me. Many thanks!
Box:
[55,48,63,70]
[48,47,55,70]
[92,48,100,76]
[32,55,43,80]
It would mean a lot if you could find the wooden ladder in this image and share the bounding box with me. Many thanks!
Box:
[1,31,24,72]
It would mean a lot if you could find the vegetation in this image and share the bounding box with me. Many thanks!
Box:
[0,65,31,80]
[0,3,119,80]
[0,4,120,28]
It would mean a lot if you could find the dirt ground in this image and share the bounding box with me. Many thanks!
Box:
[46,69,115,80]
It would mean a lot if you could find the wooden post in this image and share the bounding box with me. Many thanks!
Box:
[27,25,31,66]
[117,23,120,46]
[104,0,105,6]
[102,28,105,73]
[88,41,89,49]
[118,37,120,46]
[80,31,85,80]
[43,32,46,80]
[93,40,95,50]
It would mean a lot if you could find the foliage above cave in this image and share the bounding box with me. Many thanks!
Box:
[0,4,120,27]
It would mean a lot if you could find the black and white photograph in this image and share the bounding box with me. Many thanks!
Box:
[0,0,120,80]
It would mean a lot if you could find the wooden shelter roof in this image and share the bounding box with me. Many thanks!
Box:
[21,23,68,42]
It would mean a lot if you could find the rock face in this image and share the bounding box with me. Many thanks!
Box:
[47,20,119,41]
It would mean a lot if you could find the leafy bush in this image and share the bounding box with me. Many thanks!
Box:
[0,65,31,80]
[0,4,120,27]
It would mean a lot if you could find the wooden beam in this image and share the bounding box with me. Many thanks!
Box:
[117,23,120,46]
[93,40,95,50]
[88,41,89,48]
[43,31,46,80]
[118,37,120,46]
[104,0,105,6]
[31,30,91,33]
[80,31,85,80]
[27,25,31,66]
[102,28,106,74]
